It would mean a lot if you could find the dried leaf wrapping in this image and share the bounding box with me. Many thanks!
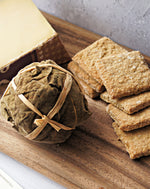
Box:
[0,60,91,144]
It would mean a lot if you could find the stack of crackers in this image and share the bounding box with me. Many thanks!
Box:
[68,37,127,98]
[68,37,150,159]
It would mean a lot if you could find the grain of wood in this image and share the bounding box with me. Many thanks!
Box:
[0,11,150,189]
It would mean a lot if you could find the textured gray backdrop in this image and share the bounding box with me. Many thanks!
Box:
[33,0,150,56]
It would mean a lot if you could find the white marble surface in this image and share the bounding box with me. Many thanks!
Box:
[0,153,65,189]
[33,0,150,56]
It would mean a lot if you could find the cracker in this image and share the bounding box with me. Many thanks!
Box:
[96,51,150,99]
[68,63,99,98]
[100,91,150,114]
[72,37,127,84]
[106,104,150,131]
[68,61,104,93]
[78,78,99,98]
[112,122,150,159]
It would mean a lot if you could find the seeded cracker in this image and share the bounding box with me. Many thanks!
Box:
[100,91,150,114]
[96,51,150,99]
[77,77,99,98]
[112,122,150,159]
[72,37,127,86]
[107,104,150,131]
[68,61,103,93]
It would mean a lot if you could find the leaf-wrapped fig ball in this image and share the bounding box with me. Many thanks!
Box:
[0,60,91,144]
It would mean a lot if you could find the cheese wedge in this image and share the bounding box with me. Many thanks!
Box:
[0,0,70,83]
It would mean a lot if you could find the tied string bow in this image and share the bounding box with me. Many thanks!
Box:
[11,63,74,140]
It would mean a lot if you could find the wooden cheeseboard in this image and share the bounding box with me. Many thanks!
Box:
[1,11,150,189]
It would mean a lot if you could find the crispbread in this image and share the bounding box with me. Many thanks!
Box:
[67,61,104,93]
[106,104,150,131]
[100,91,150,114]
[68,62,99,98]
[72,37,127,84]
[112,122,150,159]
[78,78,99,98]
[96,51,150,99]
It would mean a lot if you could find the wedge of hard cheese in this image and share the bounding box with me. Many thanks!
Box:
[0,0,70,84]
